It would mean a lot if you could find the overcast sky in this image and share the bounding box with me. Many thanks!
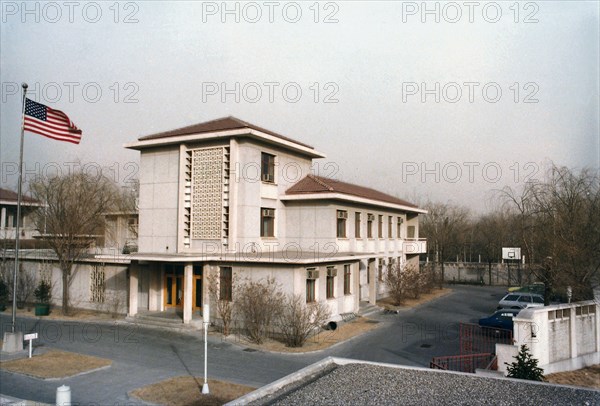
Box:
[1,1,598,212]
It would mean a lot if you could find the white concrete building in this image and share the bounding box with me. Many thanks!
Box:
[0,188,42,241]
[124,117,427,324]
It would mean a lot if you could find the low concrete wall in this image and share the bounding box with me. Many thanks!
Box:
[511,301,600,374]
[1,253,129,315]
[422,261,536,286]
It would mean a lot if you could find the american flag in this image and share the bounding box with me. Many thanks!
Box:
[23,98,82,144]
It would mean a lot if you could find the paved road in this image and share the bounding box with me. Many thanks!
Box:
[0,285,506,404]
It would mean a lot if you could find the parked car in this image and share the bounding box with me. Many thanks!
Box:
[479,309,520,330]
[497,292,545,309]
[507,282,545,296]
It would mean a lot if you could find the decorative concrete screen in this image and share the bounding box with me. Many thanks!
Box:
[183,146,231,247]
[191,147,223,239]
[90,265,106,303]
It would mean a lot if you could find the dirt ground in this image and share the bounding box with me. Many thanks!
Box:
[545,365,600,389]
[230,316,380,353]
[0,349,112,379]
[377,287,453,310]
[3,305,121,321]
[129,376,256,406]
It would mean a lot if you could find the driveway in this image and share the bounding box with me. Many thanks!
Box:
[0,285,506,404]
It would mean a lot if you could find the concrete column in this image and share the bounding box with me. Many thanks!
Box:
[148,264,159,311]
[570,308,577,359]
[128,264,138,317]
[596,303,600,352]
[229,139,239,250]
[353,262,360,312]
[369,259,377,305]
[183,263,193,324]
[0,207,6,230]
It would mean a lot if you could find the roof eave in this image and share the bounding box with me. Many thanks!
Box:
[281,193,427,214]
[124,129,326,159]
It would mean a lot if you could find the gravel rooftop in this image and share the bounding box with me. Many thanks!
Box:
[252,363,600,406]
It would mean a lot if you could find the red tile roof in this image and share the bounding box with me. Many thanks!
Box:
[138,116,314,149]
[286,175,420,209]
[0,188,39,204]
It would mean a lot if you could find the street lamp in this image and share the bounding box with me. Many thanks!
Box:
[202,303,210,394]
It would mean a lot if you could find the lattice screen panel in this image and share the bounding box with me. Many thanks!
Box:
[90,265,106,303]
[191,147,223,239]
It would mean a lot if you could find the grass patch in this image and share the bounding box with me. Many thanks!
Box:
[545,365,600,389]
[130,376,256,406]
[0,349,111,379]
[231,316,380,353]
[378,287,452,310]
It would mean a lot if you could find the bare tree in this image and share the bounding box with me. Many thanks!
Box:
[30,171,118,315]
[420,202,470,286]
[206,268,234,336]
[384,262,420,305]
[472,210,515,285]
[277,294,331,347]
[235,276,284,344]
[500,164,600,302]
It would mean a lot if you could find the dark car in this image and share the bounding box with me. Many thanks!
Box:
[478,309,520,330]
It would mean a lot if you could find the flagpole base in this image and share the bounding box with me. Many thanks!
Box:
[2,332,23,353]
[202,383,210,394]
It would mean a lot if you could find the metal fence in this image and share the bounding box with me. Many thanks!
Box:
[430,353,496,373]
[459,322,513,355]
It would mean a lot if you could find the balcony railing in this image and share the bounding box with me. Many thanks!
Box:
[403,238,427,254]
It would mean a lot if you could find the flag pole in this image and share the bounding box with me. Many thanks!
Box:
[11,82,28,333]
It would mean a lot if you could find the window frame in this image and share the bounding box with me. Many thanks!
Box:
[336,210,348,238]
[261,152,275,183]
[343,264,351,295]
[219,266,233,301]
[326,273,335,299]
[306,278,316,303]
[260,207,275,237]
[397,217,403,239]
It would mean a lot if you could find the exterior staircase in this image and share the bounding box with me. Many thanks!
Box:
[358,301,382,318]
[124,311,204,332]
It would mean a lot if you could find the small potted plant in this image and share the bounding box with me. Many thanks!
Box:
[34,280,52,316]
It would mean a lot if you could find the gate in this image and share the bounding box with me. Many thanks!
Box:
[459,322,512,355]
[430,323,512,373]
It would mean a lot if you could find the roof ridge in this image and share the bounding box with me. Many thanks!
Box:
[309,174,335,191]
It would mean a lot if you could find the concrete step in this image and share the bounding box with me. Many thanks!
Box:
[125,314,203,332]
[358,302,382,318]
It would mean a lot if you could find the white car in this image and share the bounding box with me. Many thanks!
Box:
[497,293,545,309]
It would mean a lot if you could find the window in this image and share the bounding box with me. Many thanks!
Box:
[388,216,393,238]
[306,276,316,303]
[343,264,351,295]
[261,208,275,237]
[367,214,374,238]
[220,267,232,301]
[378,215,383,238]
[397,217,403,238]
[326,268,335,299]
[407,225,415,239]
[337,210,348,238]
[261,152,275,183]
[355,212,361,238]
